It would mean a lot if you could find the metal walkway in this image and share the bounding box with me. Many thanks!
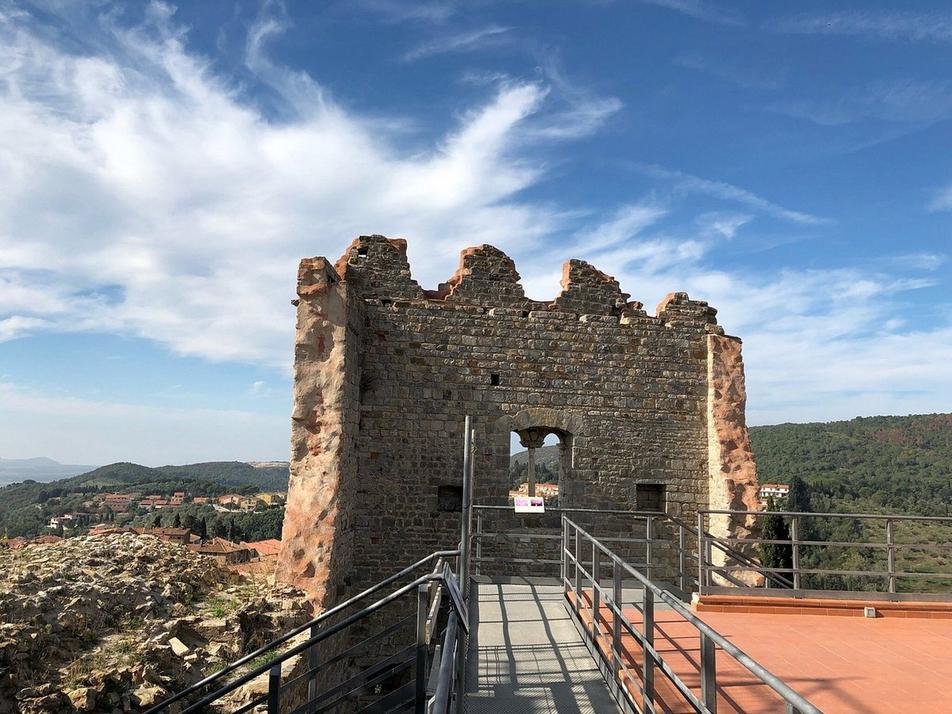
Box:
[464,577,620,713]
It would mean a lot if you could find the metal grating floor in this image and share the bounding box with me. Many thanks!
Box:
[463,579,620,713]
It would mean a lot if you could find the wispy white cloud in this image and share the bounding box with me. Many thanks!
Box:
[528,52,623,139]
[352,0,456,24]
[638,0,744,27]
[519,227,951,426]
[769,11,952,43]
[250,380,272,396]
[771,79,952,126]
[928,185,952,212]
[635,164,831,226]
[568,203,668,253]
[0,381,285,464]
[0,4,615,365]
[695,212,752,239]
[2,0,951,445]
[403,25,512,61]
[0,316,50,343]
[673,53,783,90]
[874,253,945,271]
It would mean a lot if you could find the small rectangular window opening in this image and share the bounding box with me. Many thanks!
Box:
[636,483,666,512]
[437,485,463,512]
[490,373,500,386]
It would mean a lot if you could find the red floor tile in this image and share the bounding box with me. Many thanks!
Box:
[567,590,952,713]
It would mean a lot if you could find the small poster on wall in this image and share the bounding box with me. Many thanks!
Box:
[513,496,545,513]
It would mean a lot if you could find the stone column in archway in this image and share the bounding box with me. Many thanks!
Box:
[518,428,547,497]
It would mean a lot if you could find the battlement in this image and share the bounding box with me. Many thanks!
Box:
[303,234,722,330]
[280,234,757,616]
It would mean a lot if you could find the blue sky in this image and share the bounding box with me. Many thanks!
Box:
[1,0,950,465]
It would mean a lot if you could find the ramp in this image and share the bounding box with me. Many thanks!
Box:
[465,578,620,713]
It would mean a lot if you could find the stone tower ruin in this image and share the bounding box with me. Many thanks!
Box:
[276,235,759,605]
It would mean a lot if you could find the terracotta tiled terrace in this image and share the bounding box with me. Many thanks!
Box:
[570,590,952,713]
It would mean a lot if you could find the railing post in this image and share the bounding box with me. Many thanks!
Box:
[642,586,655,711]
[475,511,483,578]
[645,516,653,580]
[460,416,473,600]
[560,515,567,587]
[612,558,622,681]
[267,661,281,714]
[455,613,467,714]
[790,516,801,592]
[306,623,319,713]
[886,519,896,594]
[700,631,717,712]
[592,543,601,639]
[678,522,687,594]
[415,584,428,713]
[697,512,706,591]
[575,527,581,598]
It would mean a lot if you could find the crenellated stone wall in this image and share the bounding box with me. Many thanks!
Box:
[277,235,760,604]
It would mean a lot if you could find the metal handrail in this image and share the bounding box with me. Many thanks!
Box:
[684,516,795,590]
[146,549,461,714]
[697,509,952,598]
[181,573,440,713]
[704,509,952,522]
[472,502,789,592]
[472,504,697,587]
[563,516,821,714]
[430,611,460,714]
[473,504,671,515]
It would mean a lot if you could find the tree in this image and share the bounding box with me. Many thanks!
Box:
[787,476,813,513]
[227,519,239,543]
[172,512,182,529]
[760,497,792,585]
[787,475,817,545]
[152,514,162,528]
[196,517,208,541]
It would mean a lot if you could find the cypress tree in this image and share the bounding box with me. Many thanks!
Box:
[760,497,792,585]
[787,476,813,513]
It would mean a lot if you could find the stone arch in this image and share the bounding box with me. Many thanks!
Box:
[490,408,585,439]
[491,409,585,505]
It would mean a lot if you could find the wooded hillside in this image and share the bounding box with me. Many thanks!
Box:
[751,414,952,516]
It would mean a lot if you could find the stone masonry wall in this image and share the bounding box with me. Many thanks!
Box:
[279,235,759,606]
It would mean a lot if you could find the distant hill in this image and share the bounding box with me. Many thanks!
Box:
[509,445,561,488]
[71,461,290,491]
[510,444,561,469]
[750,413,952,515]
[0,457,97,486]
[0,461,289,538]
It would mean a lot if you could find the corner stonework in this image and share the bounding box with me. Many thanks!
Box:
[706,333,762,585]
[275,257,360,610]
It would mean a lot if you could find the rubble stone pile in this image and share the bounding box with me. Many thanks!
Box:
[0,533,308,713]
